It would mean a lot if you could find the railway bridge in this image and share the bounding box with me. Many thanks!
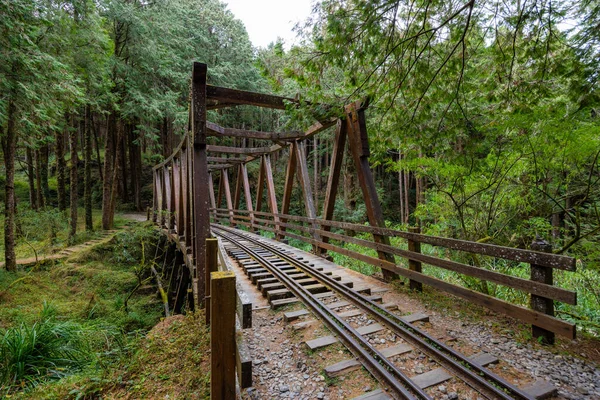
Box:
[151,63,578,399]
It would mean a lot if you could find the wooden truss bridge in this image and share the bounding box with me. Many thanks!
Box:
[151,63,577,399]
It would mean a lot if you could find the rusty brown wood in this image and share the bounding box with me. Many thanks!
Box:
[182,146,192,249]
[531,240,557,344]
[191,62,210,308]
[263,154,280,235]
[279,143,297,239]
[345,101,398,281]
[216,170,224,210]
[208,156,246,164]
[152,170,158,223]
[207,145,274,155]
[209,172,217,219]
[158,169,165,227]
[173,159,183,234]
[164,166,172,230]
[205,238,219,325]
[207,121,303,141]
[255,156,265,214]
[169,164,176,230]
[222,169,234,225]
[241,163,255,228]
[249,221,576,339]
[408,227,423,292]
[206,85,296,110]
[233,165,242,211]
[321,119,347,252]
[295,141,320,251]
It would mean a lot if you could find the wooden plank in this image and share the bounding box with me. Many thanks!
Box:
[207,156,246,163]
[344,103,397,281]
[207,145,273,155]
[253,211,575,271]
[207,121,303,140]
[352,389,391,400]
[192,62,207,145]
[306,335,338,350]
[530,240,556,344]
[411,352,498,389]
[295,141,320,251]
[233,165,241,211]
[279,143,297,239]
[263,154,281,235]
[205,238,219,325]
[321,119,347,250]
[255,157,265,214]
[208,172,216,219]
[210,271,236,399]
[521,380,557,399]
[325,359,361,377]
[256,224,577,338]
[222,169,234,225]
[284,309,309,322]
[380,343,413,358]
[236,331,252,389]
[240,164,255,227]
[266,219,576,305]
[206,85,297,110]
[401,313,429,324]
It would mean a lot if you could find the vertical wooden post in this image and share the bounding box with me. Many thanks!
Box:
[407,227,423,292]
[216,170,224,211]
[205,238,219,325]
[208,172,217,219]
[295,141,320,252]
[255,156,265,214]
[321,119,346,255]
[152,170,158,223]
[222,168,234,225]
[210,271,237,399]
[174,159,184,235]
[192,62,210,308]
[241,163,255,230]
[530,239,555,344]
[280,143,297,241]
[169,164,176,230]
[233,164,242,211]
[263,154,281,236]
[345,100,398,281]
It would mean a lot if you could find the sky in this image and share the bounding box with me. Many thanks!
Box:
[223,0,314,49]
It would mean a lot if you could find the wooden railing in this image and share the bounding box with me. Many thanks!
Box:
[212,208,577,342]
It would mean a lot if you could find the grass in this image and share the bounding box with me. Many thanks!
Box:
[0,223,168,398]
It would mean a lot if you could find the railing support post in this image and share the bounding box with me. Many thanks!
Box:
[408,227,423,292]
[210,271,236,399]
[205,238,218,325]
[530,239,555,344]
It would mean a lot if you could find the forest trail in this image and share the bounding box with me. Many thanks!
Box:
[0,228,121,269]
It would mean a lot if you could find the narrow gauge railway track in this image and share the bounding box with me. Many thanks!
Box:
[212,224,535,400]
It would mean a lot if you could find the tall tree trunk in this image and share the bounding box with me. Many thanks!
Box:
[69,115,79,242]
[56,126,67,211]
[84,106,93,231]
[403,168,409,224]
[90,112,103,182]
[120,128,128,202]
[102,112,116,229]
[35,149,45,209]
[314,136,318,211]
[26,147,37,210]
[39,143,49,203]
[108,120,124,227]
[398,150,404,224]
[128,123,142,211]
[3,98,17,271]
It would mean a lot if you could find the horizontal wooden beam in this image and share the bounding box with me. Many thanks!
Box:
[207,85,297,110]
[207,145,277,155]
[208,156,245,164]
[207,121,303,141]
[208,164,234,170]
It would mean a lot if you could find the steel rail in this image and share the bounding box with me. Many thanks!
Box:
[213,224,535,400]
[212,226,430,400]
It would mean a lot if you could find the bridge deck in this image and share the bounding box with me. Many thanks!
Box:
[217,226,393,309]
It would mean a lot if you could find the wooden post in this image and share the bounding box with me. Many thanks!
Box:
[407,227,423,292]
[295,141,320,252]
[210,271,237,399]
[152,170,158,223]
[321,119,346,256]
[255,156,265,214]
[208,172,217,219]
[345,100,398,281]
[192,62,210,308]
[263,154,281,236]
[241,163,255,230]
[233,164,242,211]
[530,239,555,344]
[222,169,234,225]
[280,143,297,241]
[205,238,219,325]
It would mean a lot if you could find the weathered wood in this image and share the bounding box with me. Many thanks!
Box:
[345,102,398,281]
[174,160,184,233]
[352,389,391,400]
[208,172,217,219]
[401,313,429,324]
[241,164,255,228]
[279,143,297,239]
[210,271,236,399]
[245,210,575,271]
[191,62,210,307]
[207,144,275,155]
[205,238,218,325]
[322,119,347,250]
[248,214,576,305]
[233,165,242,212]
[254,223,576,338]
[236,331,253,389]
[255,157,265,216]
[206,85,296,110]
[222,169,234,225]
[207,156,246,163]
[408,227,422,292]
[263,154,281,236]
[207,121,303,140]
[217,238,252,329]
[521,380,557,399]
[295,141,320,251]
[530,240,556,344]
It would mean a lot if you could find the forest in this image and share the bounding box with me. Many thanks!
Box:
[1,0,599,397]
